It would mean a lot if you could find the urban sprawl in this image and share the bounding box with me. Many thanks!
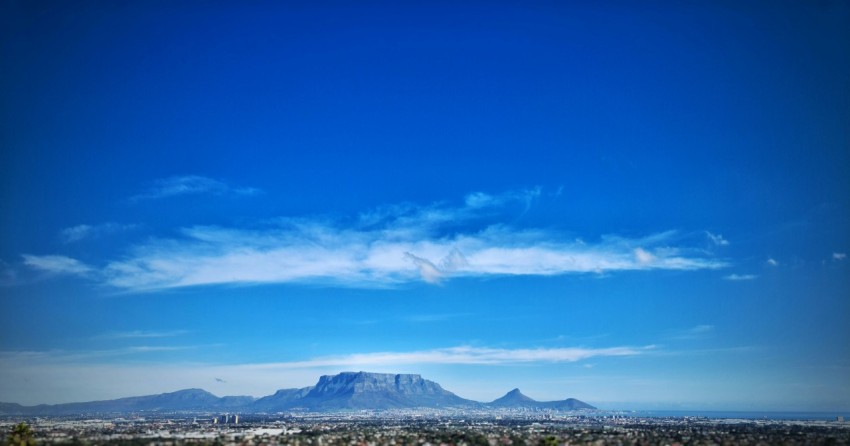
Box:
[4,409,850,446]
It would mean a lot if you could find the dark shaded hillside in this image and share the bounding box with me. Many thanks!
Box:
[0,389,255,415]
[488,388,595,410]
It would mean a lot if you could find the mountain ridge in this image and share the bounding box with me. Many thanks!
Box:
[488,388,594,410]
[0,371,595,415]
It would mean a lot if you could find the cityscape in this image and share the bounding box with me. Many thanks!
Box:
[4,410,850,445]
[3,372,850,444]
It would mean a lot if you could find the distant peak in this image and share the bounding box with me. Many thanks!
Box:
[172,388,209,394]
[489,388,538,406]
[165,389,219,399]
[501,388,529,398]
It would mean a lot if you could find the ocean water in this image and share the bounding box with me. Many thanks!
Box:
[620,410,848,421]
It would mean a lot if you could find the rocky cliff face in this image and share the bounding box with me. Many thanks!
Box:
[311,372,445,396]
[300,372,474,409]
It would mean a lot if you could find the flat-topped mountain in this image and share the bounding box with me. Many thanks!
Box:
[0,371,595,415]
[295,371,475,410]
[488,388,595,410]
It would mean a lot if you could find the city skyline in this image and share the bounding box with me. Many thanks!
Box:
[1,1,848,411]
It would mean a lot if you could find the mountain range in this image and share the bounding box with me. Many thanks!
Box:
[0,371,595,415]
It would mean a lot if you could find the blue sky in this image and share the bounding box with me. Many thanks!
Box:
[1,1,848,411]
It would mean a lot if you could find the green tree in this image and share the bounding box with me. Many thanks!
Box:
[539,436,558,446]
[6,422,35,446]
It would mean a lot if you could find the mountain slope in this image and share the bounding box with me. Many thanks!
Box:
[252,386,314,411]
[488,388,595,410]
[0,389,255,415]
[489,388,538,407]
[540,398,595,410]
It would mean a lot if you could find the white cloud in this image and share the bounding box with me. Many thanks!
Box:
[130,175,260,201]
[0,260,17,286]
[257,345,652,369]
[464,187,541,210]
[723,273,757,281]
[404,313,471,323]
[61,225,94,243]
[95,228,724,290]
[22,254,93,276]
[706,231,729,246]
[9,344,650,367]
[671,325,715,340]
[26,190,727,291]
[767,258,779,266]
[100,330,189,339]
[441,248,469,273]
[0,345,196,366]
[61,223,138,243]
[634,247,655,264]
[404,252,443,284]
[686,324,714,334]
[833,252,847,261]
[465,192,499,209]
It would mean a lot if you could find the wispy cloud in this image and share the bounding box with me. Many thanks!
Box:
[633,247,655,264]
[670,324,715,340]
[404,313,472,323]
[464,187,541,211]
[723,273,757,281]
[130,175,260,201]
[833,252,847,261]
[0,260,17,286]
[24,190,727,291]
[249,345,654,369]
[22,254,93,276]
[61,223,139,243]
[767,258,779,266]
[0,345,196,364]
[3,344,648,369]
[99,330,189,339]
[706,231,729,246]
[118,346,193,354]
[404,252,443,284]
